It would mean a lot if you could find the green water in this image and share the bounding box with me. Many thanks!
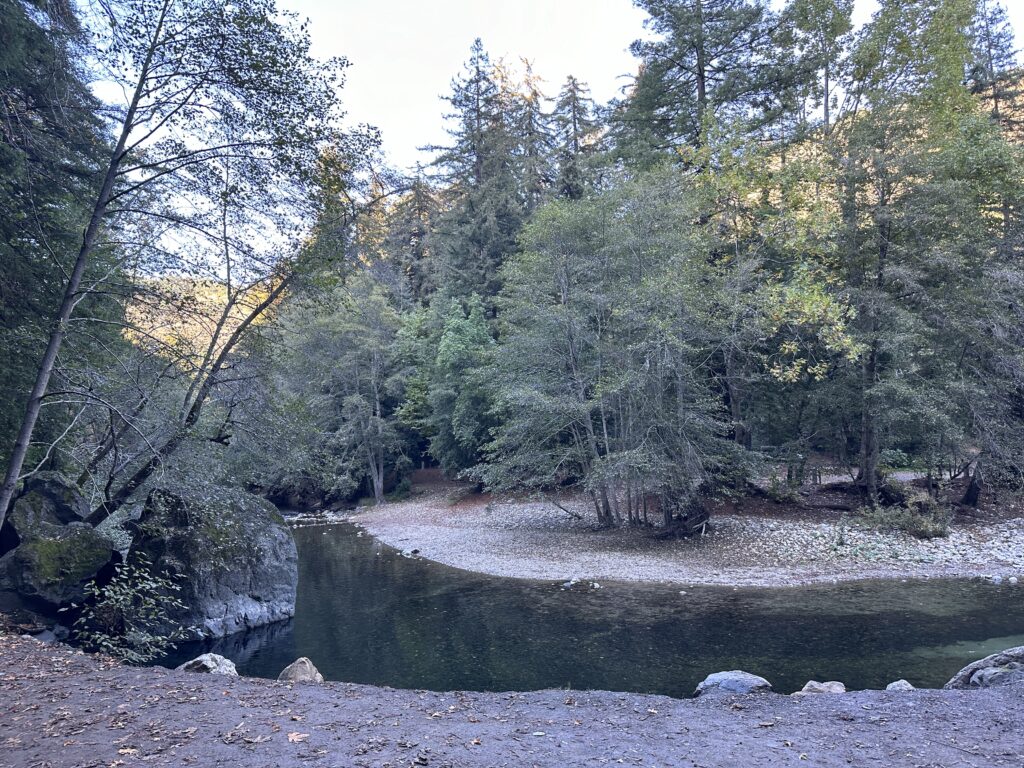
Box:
[168,522,1024,697]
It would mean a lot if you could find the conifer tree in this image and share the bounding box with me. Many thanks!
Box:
[551,76,601,200]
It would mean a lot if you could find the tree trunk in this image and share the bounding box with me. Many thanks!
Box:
[961,463,983,507]
[0,0,172,527]
[858,341,880,505]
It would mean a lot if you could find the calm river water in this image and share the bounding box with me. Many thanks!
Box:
[166,522,1024,697]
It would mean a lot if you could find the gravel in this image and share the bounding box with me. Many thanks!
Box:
[3,634,1022,768]
[295,488,1024,587]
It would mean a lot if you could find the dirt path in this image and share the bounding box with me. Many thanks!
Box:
[2,635,1022,768]
[317,474,1024,587]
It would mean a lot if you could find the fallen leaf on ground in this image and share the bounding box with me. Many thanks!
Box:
[287,732,309,743]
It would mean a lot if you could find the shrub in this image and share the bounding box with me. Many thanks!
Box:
[879,449,912,470]
[64,553,188,664]
[856,494,953,539]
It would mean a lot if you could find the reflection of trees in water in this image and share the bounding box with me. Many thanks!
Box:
[181,524,1024,696]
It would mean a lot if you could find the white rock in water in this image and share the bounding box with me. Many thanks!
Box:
[176,653,238,676]
[1009,576,1019,586]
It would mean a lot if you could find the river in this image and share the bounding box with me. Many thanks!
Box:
[165,522,1024,696]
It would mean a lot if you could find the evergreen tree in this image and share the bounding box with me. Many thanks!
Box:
[551,76,601,200]
[614,0,781,157]
[432,40,525,306]
[383,171,440,306]
[968,0,1021,138]
[426,296,495,474]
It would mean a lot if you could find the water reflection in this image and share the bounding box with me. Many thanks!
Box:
[166,523,1024,697]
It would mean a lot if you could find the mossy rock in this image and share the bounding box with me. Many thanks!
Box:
[2,472,91,553]
[10,524,116,606]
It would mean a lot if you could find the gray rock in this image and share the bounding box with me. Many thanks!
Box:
[32,629,57,644]
[133,487,298,639]
[0,474,117,608]
[5,523,116,607]
[886,679,915,691]
[945,646,1024,689]
[796,680,847,695]
[694,670,773,696]
[9,472,90,530]
[969,664,1024,688]
[278,657,324,684]
[176,653,238,676]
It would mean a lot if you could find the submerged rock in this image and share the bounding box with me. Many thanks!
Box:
[944,646,1024,689]
[133,487,298,639]
[886,679,915,692]
[694,670,773,696]
[176,653,238,676]
[796,680,847,695]
[278,657,324,684]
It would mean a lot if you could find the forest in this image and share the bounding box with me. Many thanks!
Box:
[2,0,1023,542]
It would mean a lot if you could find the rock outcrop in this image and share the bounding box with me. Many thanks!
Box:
[694,670,773,696]
[944,646,1024,690]
[278,657,324,684]
[132,487,298,639]
[176,653,238,676]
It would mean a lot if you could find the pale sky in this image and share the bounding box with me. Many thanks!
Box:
[279,0,1024,172]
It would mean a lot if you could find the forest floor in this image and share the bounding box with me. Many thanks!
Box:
[322,470,1024,587]
[2,633,1023,768]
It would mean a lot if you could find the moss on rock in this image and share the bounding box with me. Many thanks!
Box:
[11,525,116,606]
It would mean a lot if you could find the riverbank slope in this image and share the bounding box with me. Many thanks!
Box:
[1,635,1021,768]
[323,473,1024,587]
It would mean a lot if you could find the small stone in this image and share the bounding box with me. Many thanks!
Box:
[885,679,915,692]
[796,680,846,695]
[1009,576,1019,586]
[176,653,238,676]
[278,657,324,684]
[694,670,773,696]
[31,629,57,645]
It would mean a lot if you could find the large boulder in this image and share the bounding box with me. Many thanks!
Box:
[0,474,116,607]
[176,653,238,676]
[278,657,324,684]
[1,472,91,553]
[694,670,773,697]
[5,524,116,606]
[132,487,298,639]
[944,646,1024,690]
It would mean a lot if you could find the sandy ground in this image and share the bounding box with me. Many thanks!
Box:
[303,477,1024,587]
[2,634,1022,768]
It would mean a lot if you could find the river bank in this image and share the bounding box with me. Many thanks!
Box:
[2,634,1022,768]
[304,475,1024,587]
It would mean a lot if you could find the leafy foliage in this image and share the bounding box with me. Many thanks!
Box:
[65,553,188,664]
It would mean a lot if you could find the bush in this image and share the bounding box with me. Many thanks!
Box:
[856,494,953,539]
[63,553,188,663]
[879,448,912,470]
